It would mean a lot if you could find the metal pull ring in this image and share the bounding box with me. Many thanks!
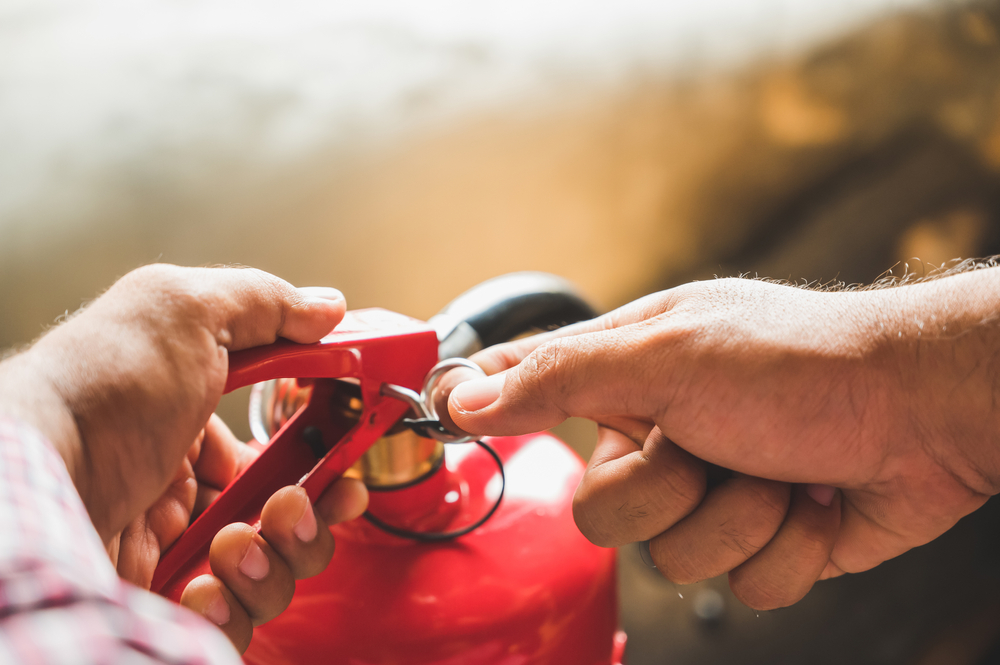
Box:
[380,358,486,443]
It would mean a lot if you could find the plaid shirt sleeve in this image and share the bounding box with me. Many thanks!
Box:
[0,417,242,665]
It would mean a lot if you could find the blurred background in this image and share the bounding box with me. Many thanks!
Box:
[3,0,1000,662]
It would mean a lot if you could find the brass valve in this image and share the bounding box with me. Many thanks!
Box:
[249,377,445,488]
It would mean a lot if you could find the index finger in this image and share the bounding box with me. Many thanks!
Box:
[448,289,705,438]
[444,292,688,436]
[467,290,680,375]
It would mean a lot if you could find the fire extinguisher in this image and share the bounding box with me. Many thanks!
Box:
[151,273,627,665]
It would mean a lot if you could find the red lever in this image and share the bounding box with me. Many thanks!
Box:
[151,308,439,600]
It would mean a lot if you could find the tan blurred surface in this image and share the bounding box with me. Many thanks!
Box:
[3,1,999,345]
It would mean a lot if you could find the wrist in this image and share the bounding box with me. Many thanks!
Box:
[0,349,88,503]
[874,267,1000,495]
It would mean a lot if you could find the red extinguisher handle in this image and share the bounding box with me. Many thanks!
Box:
[151,309,439,601]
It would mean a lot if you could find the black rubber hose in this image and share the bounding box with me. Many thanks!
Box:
[434,272,596,349]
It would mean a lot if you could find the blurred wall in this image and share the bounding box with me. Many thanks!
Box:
[0,0,949,346]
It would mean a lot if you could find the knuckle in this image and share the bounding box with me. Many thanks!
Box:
[719,528,766,560]
[728,568,793,611]
[522,340,560,378]
[122,264,212,323]
[646,456,705,516]
[243,267,293,305]
[651,544,708,585]
[241,268,297,336]
[740,479,792,525]
[783,510,836,561]
[519,340,570,403]
[243,267,286,299]
[792,528,833,560]
[784,512,836,566]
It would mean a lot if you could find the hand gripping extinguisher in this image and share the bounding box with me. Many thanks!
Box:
[151,273,627,665]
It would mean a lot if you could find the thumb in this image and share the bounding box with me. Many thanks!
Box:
[99,265,347,351]
[199,270,347,350]
[448,323,672,435]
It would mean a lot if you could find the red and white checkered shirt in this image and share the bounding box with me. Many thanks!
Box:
[0,417,241,665]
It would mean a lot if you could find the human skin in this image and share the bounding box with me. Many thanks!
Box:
[447,265,1000,610]
[0,264,369,651]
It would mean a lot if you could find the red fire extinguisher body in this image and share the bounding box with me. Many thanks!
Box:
[244,432,624,665]
[150,304,625,663]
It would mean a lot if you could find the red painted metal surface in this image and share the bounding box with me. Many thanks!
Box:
[245,431,621,665]
[151,307,623,663]
[152,309,439,599]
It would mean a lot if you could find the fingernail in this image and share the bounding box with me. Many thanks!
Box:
[450,373,505,412]
[239,540,270,581]
[298,286,345,303]
[205,592,231,626]
[294,497,318,543]
[806,483,836,507]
